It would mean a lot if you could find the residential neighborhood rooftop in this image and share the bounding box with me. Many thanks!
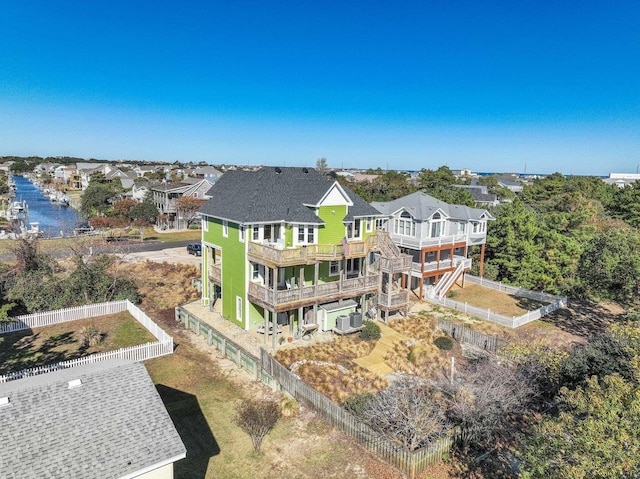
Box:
[0,360,186,479]
[199,166,381,224]
[372,191,492,221]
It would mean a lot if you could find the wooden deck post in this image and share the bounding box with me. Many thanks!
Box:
[479,243,486,277]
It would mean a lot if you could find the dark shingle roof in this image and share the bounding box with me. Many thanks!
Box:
[372,191,491,221]
[199,166,381,224]
[0,360,186,479]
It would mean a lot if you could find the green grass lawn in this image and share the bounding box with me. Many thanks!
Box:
[0,312,155,375]
[449,283,547,316]
[144,321,401,479]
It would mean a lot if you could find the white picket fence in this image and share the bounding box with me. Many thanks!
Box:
[0,300,173,383]
[429,275,568,329]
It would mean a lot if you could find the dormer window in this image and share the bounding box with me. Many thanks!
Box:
[394,211,415,237]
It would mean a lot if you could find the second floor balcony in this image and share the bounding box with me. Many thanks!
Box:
[247,274,379,311]
[391,233,469,251]
[248,238,370,267]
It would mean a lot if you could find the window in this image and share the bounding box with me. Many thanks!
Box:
[346,219,362,239]
[239,225,245,242]
[457,222,466,233]
[202,217,209,232]
[472,222,486,234]
[252,225,260,241]
[346,258,361,274]
[236,296,242,321]
[329,260,340,276]
[376,218,387,230]
[295,225,316,245]
[430,212,443,238]
[251,262,265,282]
[395,212,415,237]
[222,220,228,238]
[366,218,373,232]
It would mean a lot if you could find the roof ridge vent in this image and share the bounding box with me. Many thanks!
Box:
[68,379,82,389]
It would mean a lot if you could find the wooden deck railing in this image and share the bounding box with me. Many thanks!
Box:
[246,232,392,266]
[378,290,410,309]
[248,274,379,307]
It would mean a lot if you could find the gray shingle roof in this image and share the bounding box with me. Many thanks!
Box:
[372,191,491,221]
[0,360,186,479]
[199,166,381,224]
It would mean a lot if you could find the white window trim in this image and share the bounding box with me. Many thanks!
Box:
[366,218,373,233]
[239,225,245,242]
[222,220,228,238]
[236,296,242,321]
[294,224,317,246]
[202,217,209,232]
[395,217,416,237]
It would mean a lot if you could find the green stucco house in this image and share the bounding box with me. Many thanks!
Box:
[198,166,411,339]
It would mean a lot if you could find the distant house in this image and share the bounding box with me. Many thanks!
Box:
[373,192,494,299]
[452,184,499,208]
[53,165,76,185]
[604,173,640,188]
[152,179,213,229]
[494,176,524,193]
[132,181,152,202]
[193,166,223,183]
[0,360,186,479]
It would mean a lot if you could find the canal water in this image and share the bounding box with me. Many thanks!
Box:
[13,176,83,237]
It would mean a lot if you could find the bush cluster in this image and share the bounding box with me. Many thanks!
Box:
[360,321,381,341]
[433,336,453,350]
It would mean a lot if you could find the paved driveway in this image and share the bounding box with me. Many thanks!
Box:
[118,246,202,266]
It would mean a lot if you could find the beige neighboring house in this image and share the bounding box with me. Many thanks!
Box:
[152,179,213,229]
[0,360,186,479]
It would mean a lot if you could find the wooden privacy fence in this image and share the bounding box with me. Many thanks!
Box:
[0,300,174,383]
[436,318,507,352]
[175,306,274,386]
[177,305,454,478]
[429,275,568,329]
[262,350,456,478]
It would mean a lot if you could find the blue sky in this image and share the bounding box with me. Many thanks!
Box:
[0,1,638,175]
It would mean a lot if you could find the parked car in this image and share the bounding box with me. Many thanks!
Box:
[187,243,202,256]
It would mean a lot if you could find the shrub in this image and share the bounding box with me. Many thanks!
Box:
[447,289,458,299]
[343,392,375,416]
[280,396,300,417]
[234,399,281,452]
[434,336,453,351]
[360,321,381,341]
[77,325,103,347]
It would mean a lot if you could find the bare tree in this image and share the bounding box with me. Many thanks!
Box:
[438,359,532,452]
[175,196,206,229]
[358,376,448,451]
[234,399,281,453]
[316,157,328,176]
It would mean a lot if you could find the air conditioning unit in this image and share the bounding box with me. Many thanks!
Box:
[336,315,350,331]
[349,312,363,328]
